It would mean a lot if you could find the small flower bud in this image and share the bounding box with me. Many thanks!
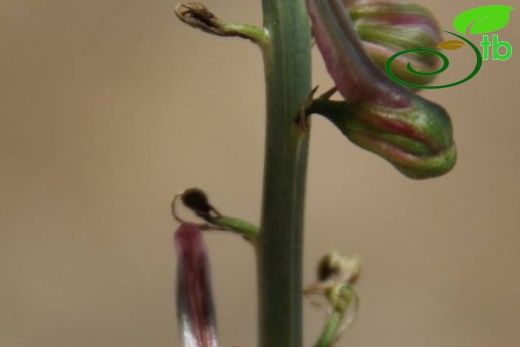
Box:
[306,0,456,178]
[349,97,455,179]
[309,95,456,179]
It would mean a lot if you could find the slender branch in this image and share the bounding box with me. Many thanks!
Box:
[171,188,259,242]
[175,3,269,46]
[211,215,259,242]
[313,310,343,347]
[258,0,312,346]
[308,284,359,347]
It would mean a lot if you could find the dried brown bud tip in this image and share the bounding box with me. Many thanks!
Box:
[181,188,219,220]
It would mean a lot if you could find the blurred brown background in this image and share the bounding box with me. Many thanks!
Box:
[1,0,519,346]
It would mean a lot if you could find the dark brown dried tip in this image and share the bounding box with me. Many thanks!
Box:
[175,3,226,36]
[318,253,339,281]
[317,251,361,285]
[181,188,220,221]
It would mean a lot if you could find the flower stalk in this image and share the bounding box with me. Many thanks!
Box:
[174,188,259,242]
[307,251,361,347]
[175,3,269,45]
[175,0,454,345]
[258,0,312,346]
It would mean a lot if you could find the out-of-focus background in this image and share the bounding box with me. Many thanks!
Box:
[1,0,519,346]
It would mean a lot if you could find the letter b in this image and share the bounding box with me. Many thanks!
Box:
[492,34,512,61]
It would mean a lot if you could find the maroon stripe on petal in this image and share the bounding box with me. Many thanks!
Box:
[175,223,218,347]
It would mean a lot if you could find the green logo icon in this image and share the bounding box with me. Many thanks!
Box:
[481,34,513,60]
[386,5,514,89]
[453,5,514,35]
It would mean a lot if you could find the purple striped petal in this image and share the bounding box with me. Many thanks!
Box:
[175,223,218,347]
[346,0,443,86]
[306,0,411,107]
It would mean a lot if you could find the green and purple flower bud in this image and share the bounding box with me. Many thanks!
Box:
[309,97,456,179]
[346,0,443,86]
[175,223,219,347]
[305,0,456,179]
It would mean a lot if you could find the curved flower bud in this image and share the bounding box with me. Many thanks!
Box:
[346,0,443,86]
[308,96,456,179]
[305,0,456,179]
[175,223,219,347]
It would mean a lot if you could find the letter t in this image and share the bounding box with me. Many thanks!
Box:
[480,35,491,60]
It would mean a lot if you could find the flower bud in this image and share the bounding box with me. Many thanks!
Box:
[346,0,443,86]
[309,95,456,179]
[306,0,456,178]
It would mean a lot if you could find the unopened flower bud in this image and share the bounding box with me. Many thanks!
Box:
[309,95,456,179]
[305,0,456,178]
[343,0,442,86]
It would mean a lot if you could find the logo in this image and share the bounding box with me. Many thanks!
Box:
[386,5,514,89]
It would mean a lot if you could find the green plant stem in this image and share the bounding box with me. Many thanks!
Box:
[211,215,259,242]
[313,310,343,347]
[258,0,312,347]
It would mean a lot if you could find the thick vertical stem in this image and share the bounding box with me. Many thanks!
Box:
[258,0,312,347]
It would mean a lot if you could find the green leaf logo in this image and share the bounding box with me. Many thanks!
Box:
[453,5,514,35]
